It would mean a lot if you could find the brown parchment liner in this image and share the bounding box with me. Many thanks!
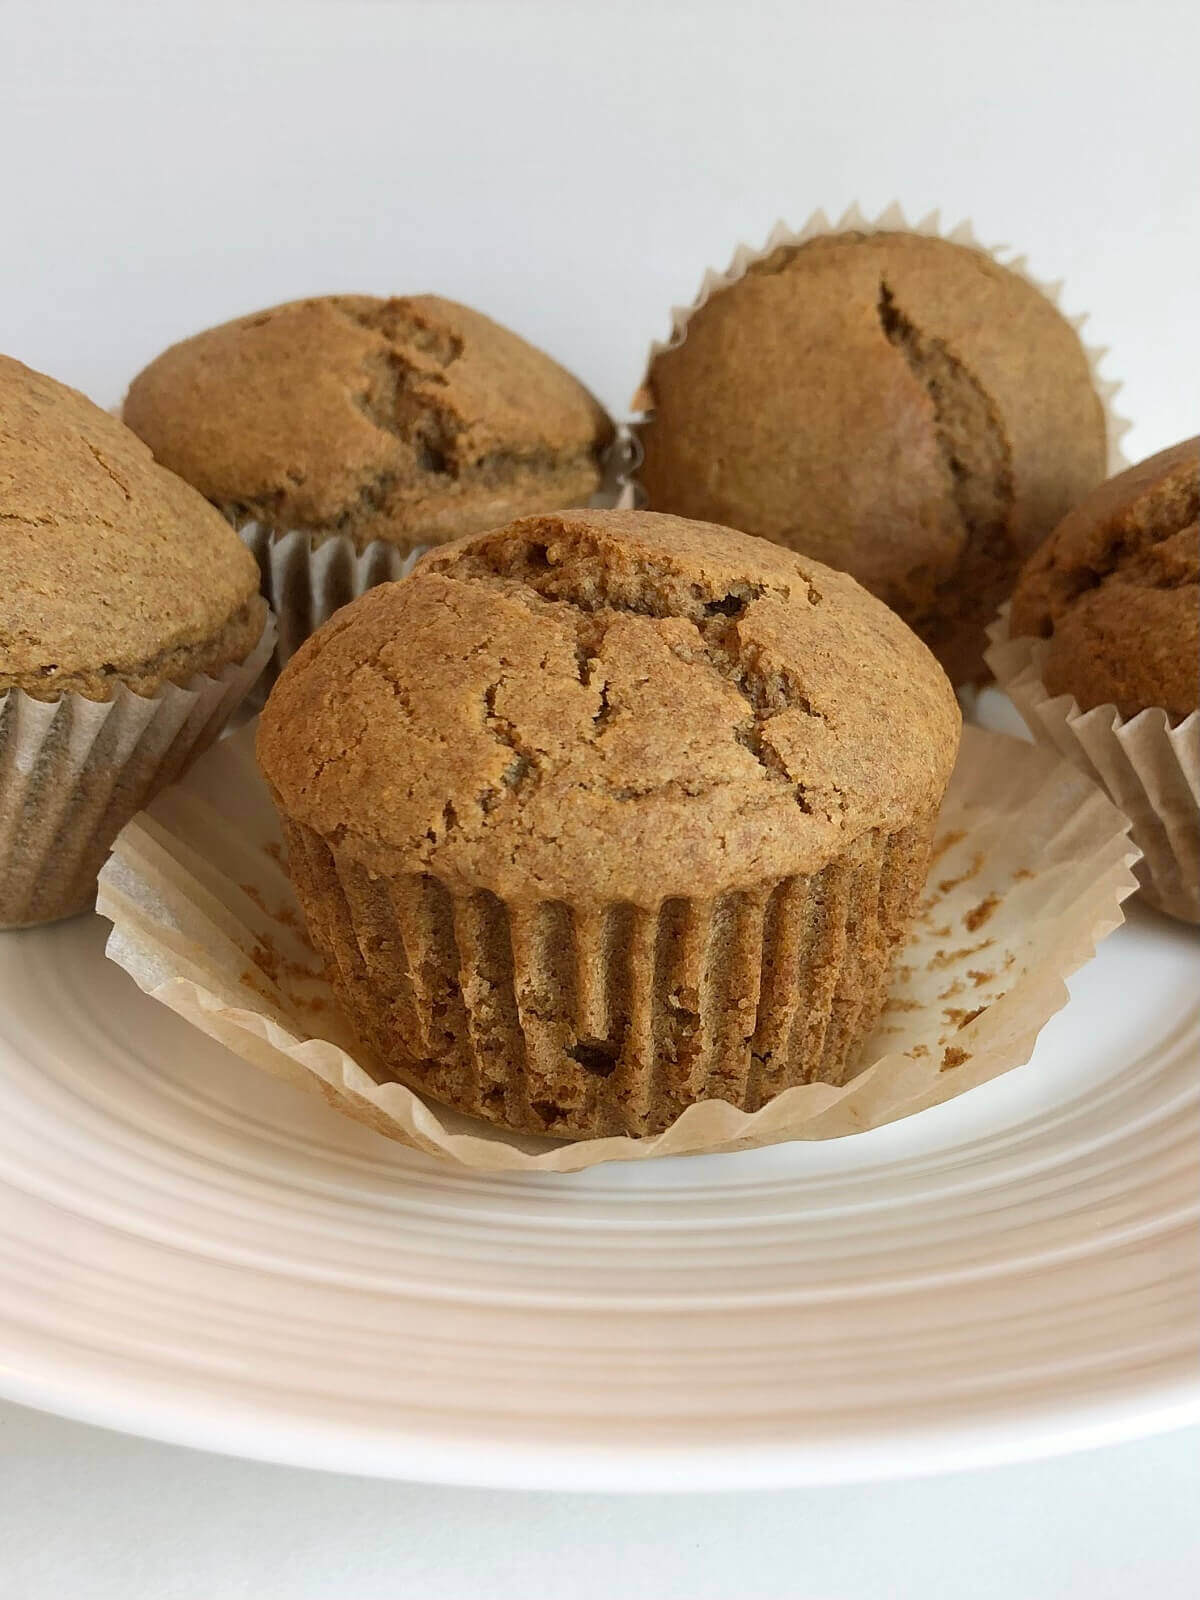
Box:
[96,721,1138,1172]
[987,607,1200,923]
[0,616,275,930]
[627,200,1129,481]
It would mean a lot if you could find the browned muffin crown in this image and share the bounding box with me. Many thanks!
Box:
[1010,436,1199,720]
[258,508,961,906]
[0,356,266,701]
[123,295,615,552]
[636,231,1107,684]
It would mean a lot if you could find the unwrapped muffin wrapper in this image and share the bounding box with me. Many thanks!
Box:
[0,617,276,929]
[987,608,1200,922]
[628,201,1130,473]
[97,721,1138,1172]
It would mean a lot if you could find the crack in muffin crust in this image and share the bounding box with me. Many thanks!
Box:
[425,524,828,815]
[877,280,1015,659]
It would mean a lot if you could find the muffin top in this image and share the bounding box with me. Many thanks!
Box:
[635,231,1107,684]
[123,295,615,552]
[258,508,960,904]
[1010,436,1199,720]
[0,356,266,701]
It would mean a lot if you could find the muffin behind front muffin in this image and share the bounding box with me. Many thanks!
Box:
[0,356,270,925]
[258,507,960,1140]
[124,295,616,664]
[636,229,1108,684]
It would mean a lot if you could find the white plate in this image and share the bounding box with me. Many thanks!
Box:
[0,880,1196,1489]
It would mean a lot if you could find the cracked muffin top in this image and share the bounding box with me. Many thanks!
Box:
[0,355,266,701]
[257,508,961,904]
[1010,436,1199,720]
[122,295,615,552]
[635,231,1107,685]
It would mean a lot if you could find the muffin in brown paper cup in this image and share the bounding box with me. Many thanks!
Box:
[96,716,1138,1173]
[1,353,276,929]
[987,435,1199,922]
[628,202,1128,685]
[250,508,962,1141]
[277,810,935,1140]
[121,293,618,676]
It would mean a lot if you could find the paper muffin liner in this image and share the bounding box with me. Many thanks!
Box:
[0,616,275,930]
[986,607,1200,923]
[240,434,636,682]
[275,812,933,1142]
[628,202,1129,472]
[240,523,425,681]
[96,720,1138,1172]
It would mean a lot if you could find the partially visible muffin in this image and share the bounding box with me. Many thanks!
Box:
[636,230,1108,683]
[1010,436,1199,720]
[0,355,269,925]
[2,358,266,701]
[992,436,1199,923]
[124,295,615,551]
[258,507,960,1141]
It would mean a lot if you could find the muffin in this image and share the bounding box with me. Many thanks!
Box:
[257,507,961,1140]
[0,355,271,927]
[994,436,1198,922]
[635,229,1108,684]
[124,295,615,663]
[1010,436,1199,719]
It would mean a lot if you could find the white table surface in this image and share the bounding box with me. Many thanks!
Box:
[1,1400,1197,1599]
[2,2,1198,1594]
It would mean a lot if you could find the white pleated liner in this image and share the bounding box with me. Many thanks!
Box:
[627,200,1129,475]
[241,524,425,679]
[987,608,1200,923]
[96,721,1139,1172]
[0,617,275,929]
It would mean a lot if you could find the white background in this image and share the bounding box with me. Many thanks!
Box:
[1,1,1197,1595]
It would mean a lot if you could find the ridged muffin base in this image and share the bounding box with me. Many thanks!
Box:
[0,620,274,929]
[280,816,935,1140]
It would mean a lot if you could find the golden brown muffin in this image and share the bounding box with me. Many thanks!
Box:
[0,356,266,700]
[0,355,270,928]
[1010,437,1199,721]
[636,231,1108,684]
[258,508,960,1140]
[123,295,615,553]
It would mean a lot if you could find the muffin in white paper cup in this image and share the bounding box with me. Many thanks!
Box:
[0,621,274,928]
[0,355,274,928]
[122,293,617,673]
[629,202,1128,685]
[987,436,1199,924]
